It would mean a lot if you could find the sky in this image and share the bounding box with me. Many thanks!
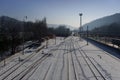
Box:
[0,0,120,28]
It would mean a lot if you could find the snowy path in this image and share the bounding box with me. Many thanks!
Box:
[0,36,120,80]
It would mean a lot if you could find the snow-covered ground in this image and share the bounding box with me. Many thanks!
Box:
[0,36,120,80]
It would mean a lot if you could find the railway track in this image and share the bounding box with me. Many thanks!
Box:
[12,54,49,80]
[71,38,89,80]
[1,41,64,80]
[35,40,66,80]
[0,53,47,80]
[50,41,67,80]
[88,38,120,62]
[60,40,66,80]
[75,38,107,80]
[0,46,44,78]
[0,48,46,80]
[69,38,78,80]
[1,36,114,80]
[67,43,69,80]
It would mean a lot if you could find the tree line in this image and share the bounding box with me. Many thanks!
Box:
[0,16,71,59]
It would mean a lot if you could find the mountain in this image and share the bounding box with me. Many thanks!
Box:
[82,13,120,31]
[0,16,19,23]
[0,16,76,31]
[47,24,76,30]
[0,16,22,32]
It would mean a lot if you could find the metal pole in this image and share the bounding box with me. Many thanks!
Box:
[87,26,88,45]
[4,58,6,66]
[46,38,48,48]
[55,36,56,45]
[46,40,48,48]
[22,21,24,55]
[79,13,83,40]
[22,16,27,55]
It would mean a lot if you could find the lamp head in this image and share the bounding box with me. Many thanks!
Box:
[79,13,83,16]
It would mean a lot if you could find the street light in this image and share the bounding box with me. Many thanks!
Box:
[79,13,83,40]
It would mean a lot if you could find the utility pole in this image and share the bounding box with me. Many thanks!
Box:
[87,26,89,45]
[4,58,6,66]
[22,16,27,55]
[46,39,48,48]
[79,13,83,40]
[55,36,56,45]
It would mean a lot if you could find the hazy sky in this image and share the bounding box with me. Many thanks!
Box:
[0,0,120,28]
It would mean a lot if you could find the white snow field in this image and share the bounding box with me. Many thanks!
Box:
[0,36,120,80]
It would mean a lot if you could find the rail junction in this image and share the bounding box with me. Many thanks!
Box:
[0,36,120,80]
